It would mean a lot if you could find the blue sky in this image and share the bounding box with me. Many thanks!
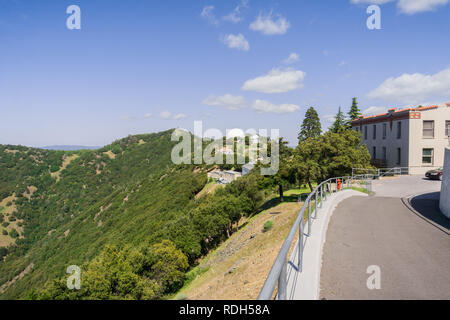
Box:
[1,0,449,147]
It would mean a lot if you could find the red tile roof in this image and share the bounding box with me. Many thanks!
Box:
[352,103,448,122]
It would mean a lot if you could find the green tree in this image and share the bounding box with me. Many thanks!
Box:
[294,130,371,189]
[294,137,323,192]
[267,138,296,202]
[143,240,189,293]
[298,107,322,143]
[320,130,371,178]
[330,107,347,133]
[348,98,361,121]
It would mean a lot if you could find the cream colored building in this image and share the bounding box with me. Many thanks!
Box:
[352,103,450,174]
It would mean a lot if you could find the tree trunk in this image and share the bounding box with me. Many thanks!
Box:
[279,184,284,202]
[308,180,314,194]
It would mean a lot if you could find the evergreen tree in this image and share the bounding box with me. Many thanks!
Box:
[348,97,361,121]
[298,107,322,143]
[330,107,347,133]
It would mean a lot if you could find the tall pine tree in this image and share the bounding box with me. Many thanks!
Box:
[298,107,322,143]
[348,97,361,121]
[330,107,347,133]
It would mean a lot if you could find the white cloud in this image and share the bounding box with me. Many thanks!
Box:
[362,106,389,116]
[201,6,219,25]
[350,0,449,14]
[338,60,347,67]
[160,111,187,120]
[223,0,249,23]
[283,53,300,64]
[222,33,250,51]
[173,113,188,120]
[367,67,450,105]
[160,111,172,120]
[242,68,306,93]
[252,99,300,114]
[144,113,152,118]
[249,12,290,35]
[397,0,449,14]
[323,114,336,124]
[203,94,247,110]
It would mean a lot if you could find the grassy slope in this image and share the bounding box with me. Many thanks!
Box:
[172,188,310,300]
[0,130,208,298]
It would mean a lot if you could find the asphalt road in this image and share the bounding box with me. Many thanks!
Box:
[320,176,450,300]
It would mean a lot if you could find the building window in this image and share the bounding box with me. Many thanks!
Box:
[397,122,402,139]
[446,121,450,136]
[423,120,434,138]
[422,148,434,165]
[373,125,377,139]
[382,123,387,139]
[382,147,387,161]
[373,147,376,159]
[364,126,368,140]
[397,148,401,165]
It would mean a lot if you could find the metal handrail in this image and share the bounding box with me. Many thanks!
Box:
[257,175,371,300]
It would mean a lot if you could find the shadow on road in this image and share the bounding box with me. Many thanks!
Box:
[405,192,450,234]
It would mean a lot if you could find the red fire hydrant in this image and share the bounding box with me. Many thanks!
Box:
[337,178,342,191]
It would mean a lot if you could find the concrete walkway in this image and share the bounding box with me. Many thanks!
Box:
[285,189,367,300]
[320,175,450,300]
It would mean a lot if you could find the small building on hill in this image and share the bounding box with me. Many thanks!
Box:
[207,170,242,183]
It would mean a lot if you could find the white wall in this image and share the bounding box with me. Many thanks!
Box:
[409,106,450,174]
[440,147,450,218]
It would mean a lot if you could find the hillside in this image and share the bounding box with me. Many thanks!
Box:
[0,130,207,298]
[0,130,275,299]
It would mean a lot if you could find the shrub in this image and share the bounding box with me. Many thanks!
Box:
[2,222,9,228]
[0,247,7,259]
[9,229,19,238]
[2,229,8,235]
[263,220,274,233]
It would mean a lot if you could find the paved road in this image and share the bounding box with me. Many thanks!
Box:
[320,175,450,299]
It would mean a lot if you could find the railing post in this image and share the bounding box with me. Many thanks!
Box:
[278,261,287,300]
[320,185,323,208]
[313,191,317,218]
[307,198,311,236]
[298,219,304,272]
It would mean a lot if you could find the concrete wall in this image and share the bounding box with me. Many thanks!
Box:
[440,147,450,218]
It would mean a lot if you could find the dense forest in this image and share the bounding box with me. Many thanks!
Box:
[0,112,371,299]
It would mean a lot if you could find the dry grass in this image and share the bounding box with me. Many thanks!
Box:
[0,194,23,247]
[195,181,223,199]
[174,199,302,300]
[50,154,79,182]
[103,150,116,160]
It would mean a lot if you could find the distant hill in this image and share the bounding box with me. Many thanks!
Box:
[41,145,101,151]
[0,129,267,299]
